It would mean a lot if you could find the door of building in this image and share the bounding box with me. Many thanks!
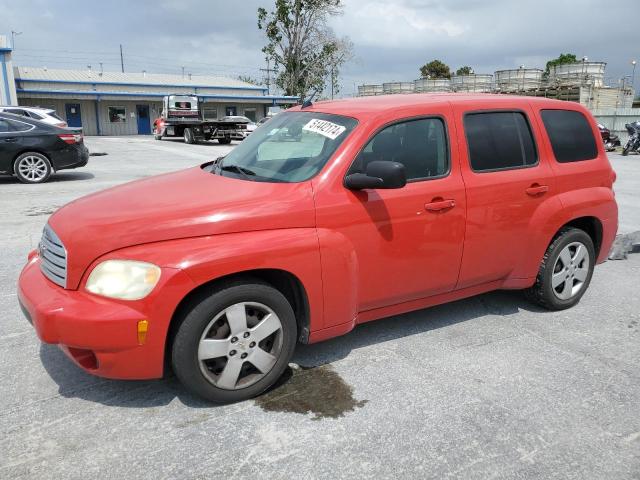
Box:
[136,105,151,134]
[65,103,82,128]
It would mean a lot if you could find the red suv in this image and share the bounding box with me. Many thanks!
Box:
[18,94,618,403]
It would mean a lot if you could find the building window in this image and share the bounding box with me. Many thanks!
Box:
[108,106,127,123]
[203,107,218,120]
[243,108,257,122]
[464,111,537,172]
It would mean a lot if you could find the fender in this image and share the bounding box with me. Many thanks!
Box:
[507,186,617,283]
[90,228,326,339]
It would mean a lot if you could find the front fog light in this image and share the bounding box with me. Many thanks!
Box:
[86,260,161,300]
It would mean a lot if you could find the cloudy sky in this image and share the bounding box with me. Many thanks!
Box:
[1,0,637,96]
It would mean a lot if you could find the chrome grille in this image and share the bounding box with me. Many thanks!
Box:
[39,225,67,288]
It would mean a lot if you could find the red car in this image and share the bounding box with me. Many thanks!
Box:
[18,94,618,403]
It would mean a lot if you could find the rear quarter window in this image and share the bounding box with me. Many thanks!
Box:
[540,109,598,163]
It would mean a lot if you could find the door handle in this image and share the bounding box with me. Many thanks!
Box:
[3,137,18,143]
[425,199,456,212]
[525,184,549,196]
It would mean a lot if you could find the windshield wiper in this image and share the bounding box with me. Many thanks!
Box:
[219,164,256,179]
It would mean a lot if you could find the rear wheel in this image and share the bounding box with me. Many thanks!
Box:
[525,227,595,310]
[183,128,195,144]
[14,152,52,184]
[171,281,297,403]
[218,137,232,145]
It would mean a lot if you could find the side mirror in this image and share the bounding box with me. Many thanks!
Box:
[344,161,407,190]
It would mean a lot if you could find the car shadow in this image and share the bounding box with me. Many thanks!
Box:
[0,172,94,184]
[38,289,546,409]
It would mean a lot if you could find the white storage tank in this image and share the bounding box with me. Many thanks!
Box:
[549,62,606,88]
[494,68,543,92]
[357,84,384,96]
[413,78,451,92]
[450,74,493,93]
[382,82,415,94]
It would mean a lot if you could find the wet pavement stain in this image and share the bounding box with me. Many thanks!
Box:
[255,364,368,420]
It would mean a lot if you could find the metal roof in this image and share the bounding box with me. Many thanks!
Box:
[13,66,262,90]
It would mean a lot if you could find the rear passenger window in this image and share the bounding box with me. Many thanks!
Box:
[349,117,448,181]
[0,120,10,133]
[7,119,32,132]
[541,110,598,163]
[464,112,537,172]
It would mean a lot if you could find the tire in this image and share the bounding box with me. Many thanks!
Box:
[622,144,630,156]
[153,130,162,140]
[218,137,232,145]
[525,227,595,311]
[171,281,297,403]
[183,128,195,144]
[14,152,52,184]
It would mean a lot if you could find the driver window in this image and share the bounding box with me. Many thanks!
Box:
[349,117,449,181]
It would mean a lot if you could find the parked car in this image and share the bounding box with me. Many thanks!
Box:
[220,115,257,139]
[18,94,617,403]
[0,112,88,184]
[0,106,67,127]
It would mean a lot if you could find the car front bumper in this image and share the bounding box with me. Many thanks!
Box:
[17,255,193,379]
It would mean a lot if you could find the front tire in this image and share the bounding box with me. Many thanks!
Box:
[14,152,52,184]
[218,137,232,145]
[171,281,297,403]
[525,227,595,310]
[622,144,630,156]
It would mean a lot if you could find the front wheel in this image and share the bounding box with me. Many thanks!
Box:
[622,143,631,156]
[525,227,595,310]
[171,282,297,403]
[218,137,232,145]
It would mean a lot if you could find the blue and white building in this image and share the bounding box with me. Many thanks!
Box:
[0,35,297,136]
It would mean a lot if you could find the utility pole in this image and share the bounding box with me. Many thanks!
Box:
[182,66,185,79]
[631,60,637,93]
[119,44,125,73]
[260,57,276,95]
[11,31,22,50]
[330,66,335,100]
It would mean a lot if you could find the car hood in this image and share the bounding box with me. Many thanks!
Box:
[48,166,316,289]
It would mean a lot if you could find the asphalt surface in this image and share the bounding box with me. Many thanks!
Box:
[1,137,639,479]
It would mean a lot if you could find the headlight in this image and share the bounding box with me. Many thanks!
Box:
[85,260,161,300]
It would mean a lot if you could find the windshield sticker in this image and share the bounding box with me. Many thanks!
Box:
[302,119,346,140]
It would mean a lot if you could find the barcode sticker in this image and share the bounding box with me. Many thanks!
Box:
[302,119,346,140]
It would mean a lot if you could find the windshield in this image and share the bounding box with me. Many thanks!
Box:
[212,111,358,183]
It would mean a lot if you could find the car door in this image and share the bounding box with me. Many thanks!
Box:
[452,103,556,289]
[313,108,466,313]
[0,118,31,174]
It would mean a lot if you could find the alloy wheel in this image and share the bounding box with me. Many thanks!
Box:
[17,155,48,182]
[551,241,590,300]
[198,302,283,390]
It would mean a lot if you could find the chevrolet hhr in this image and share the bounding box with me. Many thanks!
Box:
[18,94,618,403]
